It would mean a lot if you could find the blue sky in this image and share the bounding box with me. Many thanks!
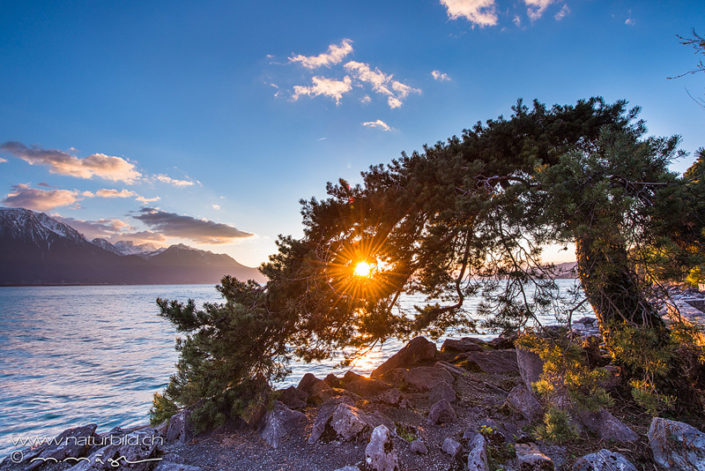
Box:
[1,0,703,266]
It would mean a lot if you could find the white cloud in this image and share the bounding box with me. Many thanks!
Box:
[292,75,353,105]
[2,184,80,211]
[525,0,558,20]
[95,188,136,198]
[0,157,6,163]
[154,174,195,187]
[361,95,372,104]
[344,61,420,109]
[0,142,141,183]
[431,70,451,81]
[554,4,569,20]
[289,39,354,69]
[212,204,221,210]
[440,0,498,27]
[136,195,160,204]
[362,120,391,132]
[55,216,133,240]
[513,15,522,26]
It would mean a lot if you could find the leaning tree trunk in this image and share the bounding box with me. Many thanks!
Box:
[575,234,664,336]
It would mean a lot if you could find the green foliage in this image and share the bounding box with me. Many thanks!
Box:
[606,321,705,414]
[395,423,417,442]
[149,277,292,432]
[534,407,579,443]
[517,332,613,412]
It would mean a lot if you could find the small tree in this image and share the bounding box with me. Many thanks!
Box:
[150,277,293,430]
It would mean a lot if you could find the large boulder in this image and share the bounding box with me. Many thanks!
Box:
[365,425,399,471]
[648,417,705,470]
[342,371,390,396]
[277,386,308,410]
[461,350,519,375]
[577,409,638,444]
[309,400,374,443]
[402,366,453,392]
[466,433,489,471]
[165,409,194,443]
[516,347,544,390]
[506,384,543,422]
[297,373,343,404]
[308,396,356,444]
[331,403,373,441]
[428,399,457,424]
[572,449,637,471]
[515,443,555,471]
[371,337,436,378]
[441,337,485,353]
[259,401,308,448]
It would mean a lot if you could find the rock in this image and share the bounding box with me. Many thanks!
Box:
[166,409,193,443]
[402,366,453,391]
[298,372,323,393]
[429,381,456,403]
[365,425,399,471]
[428,399,457,424]
[325,373,342,388]
[462,350,520,375]
[259,401,308,448]
[577,409,638,443]
[488,332,518,349]
[308,396,356,444]
[442,437,462,458]
[371,337,437,378]
[572,449,637,471]
[648,417,705,470]
[297,373,338,404]
[23,423,98,469]
[441,337,485,353]
[277,386,308,410]
[69,429,160,471]
[515,443,555,471]
[342,371,390,396]
[153,462,203,471]
[376,388,402,405]
[506,384,543,421]
[466,433,489,471]
[331,403,373,441]
[410,440,428,455]
[334,467,361,471]
[516,347,544,390]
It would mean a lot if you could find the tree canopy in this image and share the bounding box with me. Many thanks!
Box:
[152,97,705,427]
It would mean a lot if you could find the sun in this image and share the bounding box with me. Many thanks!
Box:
[353,261,372,277]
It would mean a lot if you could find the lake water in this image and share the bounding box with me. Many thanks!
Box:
[0,281,588,455]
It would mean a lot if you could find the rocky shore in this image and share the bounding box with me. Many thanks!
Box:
[2,319,705,471]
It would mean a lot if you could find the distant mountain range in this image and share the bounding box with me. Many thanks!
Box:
[0,207,265,285]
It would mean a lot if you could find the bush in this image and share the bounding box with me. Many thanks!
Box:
[517,331,613,412]
[149,277,292,432]
[534,407,578,443]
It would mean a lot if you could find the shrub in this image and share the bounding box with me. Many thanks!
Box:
[149,277,292,432]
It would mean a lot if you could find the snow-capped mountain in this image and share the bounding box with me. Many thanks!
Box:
[90,238,163,257]
[0,208,89,249]
[0,207,264,285]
